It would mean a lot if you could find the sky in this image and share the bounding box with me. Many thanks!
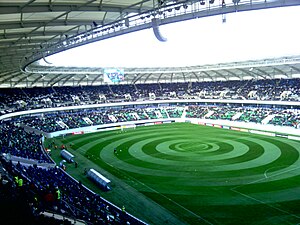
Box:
[44,5,300,68]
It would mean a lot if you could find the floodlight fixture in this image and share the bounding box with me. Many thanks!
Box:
[92,21,98,27]
[232,0,240,4]
[125,18,129,27]
[222,0,226,7]
[158,0,164,6]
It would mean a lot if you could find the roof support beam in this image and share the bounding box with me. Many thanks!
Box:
[157,73,164,83]
[12,0,98,46]
[211,70,228,80]
[290,65,300,73]
[91,74,102,85]
[51,73,72,86]
[201,71,215,81]
[144,73,153,83]
[0,39,56,49]
[0,4,148,14]
[132,73,145,84]
[46,73,62,86]
[0,30,78,39]
[255,68,272,79]
[181,72,186,82]
[0,20,110,30]
[191,72,200,81]
[237,68,256,79]
[30,74,46,86]
[224,69,242,79]
[20,0,37,11]
[273,67,288,77]
[11,74,30,87]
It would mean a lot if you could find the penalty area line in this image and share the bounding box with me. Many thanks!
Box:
[107,162,214,225]
[231,188,300,219]
[232,165,300,191]
[263,164,300,179]
[230,165,300,220]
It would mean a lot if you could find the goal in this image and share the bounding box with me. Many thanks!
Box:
[120,124,136,132]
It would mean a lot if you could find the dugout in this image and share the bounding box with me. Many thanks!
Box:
[87,169,111,191]
[60,149,74,163]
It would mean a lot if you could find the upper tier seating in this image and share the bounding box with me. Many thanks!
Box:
[1,78,299,115]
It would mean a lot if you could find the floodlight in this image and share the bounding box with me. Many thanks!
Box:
[92,21,98,27]
[158,0,164,6]
[125,18,129,27]
[222,0,226,7]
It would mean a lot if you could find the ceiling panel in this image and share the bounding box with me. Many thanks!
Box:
[23,12,67,20]
[68,11,107,20]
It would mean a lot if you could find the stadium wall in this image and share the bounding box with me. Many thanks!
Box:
[185,118,300,141]
[44,119,176,138]
[41,117,300,140]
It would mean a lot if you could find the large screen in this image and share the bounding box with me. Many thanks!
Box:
[103,68,125,83]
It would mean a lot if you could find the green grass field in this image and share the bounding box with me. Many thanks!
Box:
[46,123,300,225]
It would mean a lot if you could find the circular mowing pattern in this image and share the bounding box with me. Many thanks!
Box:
[172,142,215,152]
[70,123,300,224]
[81,124,300,183]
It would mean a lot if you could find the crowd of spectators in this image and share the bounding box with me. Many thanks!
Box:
[1,78,300,115]
[6,104,297,133]
[0,158,141,225]
[0,124,52,163]
[0,108,147,224]
[0,161,74,225]
[1,78,300,224]
[268,109,300,127]
[15,163,136,224]
[11,107,184,133]
[186,106,300,128]
[0,121,146,224]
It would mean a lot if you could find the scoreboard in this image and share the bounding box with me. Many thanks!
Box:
[103,68,124,83]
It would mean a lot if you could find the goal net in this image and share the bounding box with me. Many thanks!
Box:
[120,124,136,132]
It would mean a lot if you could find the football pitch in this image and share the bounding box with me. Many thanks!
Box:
[48,123,300,225]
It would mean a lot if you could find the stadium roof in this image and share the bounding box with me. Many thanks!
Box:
[0,0,300,88]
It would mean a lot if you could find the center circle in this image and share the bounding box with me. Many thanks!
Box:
[177,142,212,152]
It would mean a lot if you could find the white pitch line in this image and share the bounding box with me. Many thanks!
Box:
[263,164,299,179]
[231,188,300,219]
[107,162,214,225]
[231,164,300,219]
[232,164,300,191]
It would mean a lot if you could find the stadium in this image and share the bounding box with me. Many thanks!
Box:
[1,0,300,225]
